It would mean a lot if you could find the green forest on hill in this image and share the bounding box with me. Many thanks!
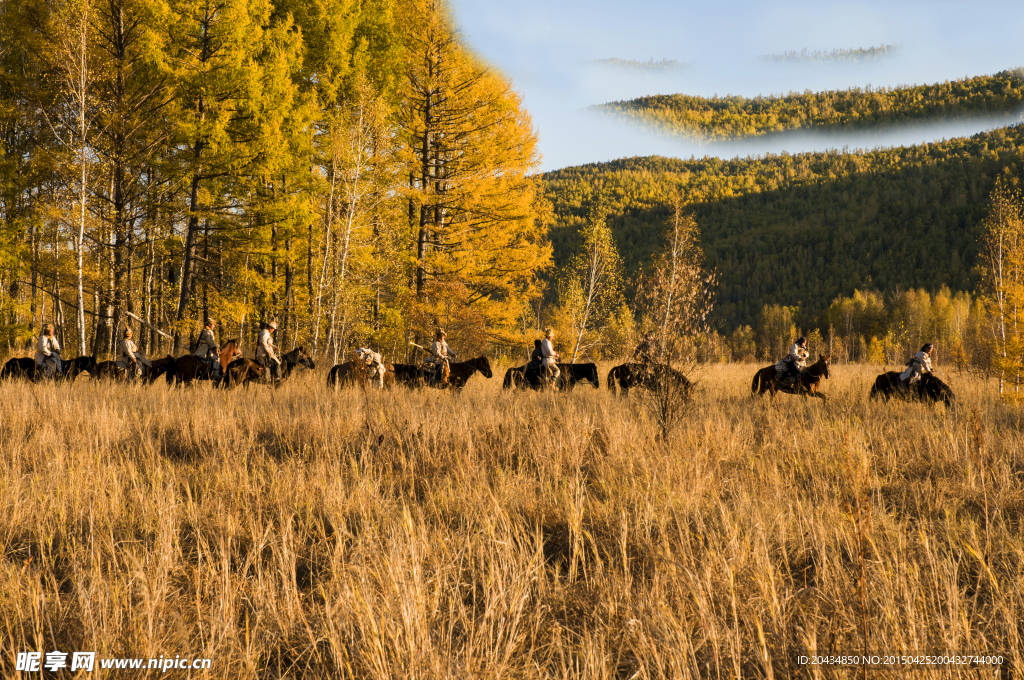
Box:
[596,70,1024,141]
[541,125,1024,330]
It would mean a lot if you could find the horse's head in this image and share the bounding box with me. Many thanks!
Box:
[817,353,832,379]
[298,347,316,370]
[221,339,242,359]
[474,356,493,378]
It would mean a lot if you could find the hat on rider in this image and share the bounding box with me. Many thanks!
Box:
[544,327,554,338]
[796,336,807,346]
[44,323,54,334]
[435,329,446,339]
[205,318,215,328]
[124,328,132,337]
[921,343,933,353]
[268,319,278,331]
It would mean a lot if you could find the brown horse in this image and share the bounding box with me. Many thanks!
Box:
[327,359,396,389]
[94,360,128,380]
[220,357,264,387]
[146,355,178,384]
[751,354,831,400]
[443,357,492,389]
[174,339,242,385]
[606,362,694,397]
[870,371,955,406]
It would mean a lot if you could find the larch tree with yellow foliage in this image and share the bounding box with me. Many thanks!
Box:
[979,182,1024,395]
[400,0,550,353]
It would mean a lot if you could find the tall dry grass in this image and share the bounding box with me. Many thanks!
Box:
[0,363,1021,678]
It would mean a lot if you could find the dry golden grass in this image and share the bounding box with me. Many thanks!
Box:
[1,362,1022,678]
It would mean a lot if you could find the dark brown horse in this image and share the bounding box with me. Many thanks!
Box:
[1,357,36,380]
[504,362,599,391]
[220,357,264,387]
[441,357,492,389]
[391,363,423,386]
[1,355,97,382]
[174,340,242,385]
[751,354,831,400]
[607,362,694,397]
[281,347,316,379]
[145,355,178,384]
[94,361,128,380]
[870,371,954,406]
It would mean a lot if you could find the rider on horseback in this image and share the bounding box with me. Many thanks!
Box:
[541,328,560,381]
[427,330,456,385]
[194,318,221,380]
[356,344,386,388]
[117,328,152,379]
[256,320,282,384]
[632,331,657,365]
[35,323,62,378]
[776,336,808,385]
[899,343,934,390]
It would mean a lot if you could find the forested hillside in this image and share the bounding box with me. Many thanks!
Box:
[542,125,1024,329]
[596,70,1024,140]
[0,0,548,362]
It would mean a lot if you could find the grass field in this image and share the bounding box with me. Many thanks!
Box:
[1,362,1021,678]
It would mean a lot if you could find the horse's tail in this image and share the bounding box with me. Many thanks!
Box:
[327,366,338,388]
[869,382,879,400]
[607,366,618,394]
[502,368,514,389]
[751,369,762,395]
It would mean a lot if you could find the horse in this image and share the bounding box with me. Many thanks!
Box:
[280,347,315,380]
[607,362,694,397]
[870,371,955,406]
[173,339,242,385]
[58,355,98,381]
[502,365,526,389]
[751,354,831,401]
[442,357,492,390]
[145,355,178,384]
[327,358,395,389]
[93,361,128,380]
[1,355,95,382]
[504,362,599,391]
[556,363,600,391]
[390,363,422,386]
[220,357,264,387]
[1,357,36,381]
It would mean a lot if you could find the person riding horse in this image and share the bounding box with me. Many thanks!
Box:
[776,336,808,385]
[632,331,657,365]
[426,330,456,386]
[898,343,934,392]
[355,345,386,388]
[117,328,152,380]
[35,323,62,378]
[256,320,282,384]
[194,318,221,380]
[541,328,560,382]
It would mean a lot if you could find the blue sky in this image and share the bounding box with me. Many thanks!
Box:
[449,0,1024,170]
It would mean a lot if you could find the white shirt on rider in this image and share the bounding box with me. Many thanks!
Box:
[788,342,808,368]
[429,340,453,363]
[541,338,560,371]
[900,351,933,382]
[35,334,60,363]
[256,329,279,364]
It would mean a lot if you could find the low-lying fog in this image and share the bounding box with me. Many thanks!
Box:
[449,0,1024,171]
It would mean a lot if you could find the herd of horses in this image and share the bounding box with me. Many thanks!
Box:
[0,346,955,406]
[0,340,315,387]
